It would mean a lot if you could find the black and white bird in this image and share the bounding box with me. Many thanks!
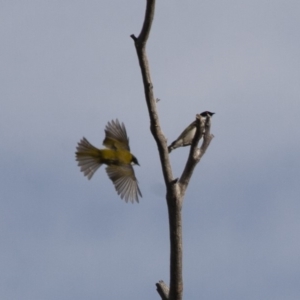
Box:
[168,111,215,153]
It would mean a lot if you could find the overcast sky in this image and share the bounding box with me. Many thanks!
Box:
[1,1,300,299]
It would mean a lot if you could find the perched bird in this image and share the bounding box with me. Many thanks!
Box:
[75,119,142,203]
[168,111,215,153]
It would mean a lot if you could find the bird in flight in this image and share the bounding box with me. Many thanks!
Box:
[75,119,142,203]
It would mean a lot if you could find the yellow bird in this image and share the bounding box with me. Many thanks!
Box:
[75,119,142,203]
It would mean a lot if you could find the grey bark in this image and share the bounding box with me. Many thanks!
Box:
[131,1,214,299]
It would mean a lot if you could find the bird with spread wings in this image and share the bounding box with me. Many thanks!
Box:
[75,120,142,203]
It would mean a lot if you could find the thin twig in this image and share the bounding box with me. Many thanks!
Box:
[156,280,169,300]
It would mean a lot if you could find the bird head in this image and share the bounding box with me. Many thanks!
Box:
[199,111,215,117]
[131,155,140,166]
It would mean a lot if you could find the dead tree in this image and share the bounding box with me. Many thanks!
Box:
[130,1,214,299]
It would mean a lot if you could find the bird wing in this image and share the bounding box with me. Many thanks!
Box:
[168,120,197,152]
[103,119,130,151]
[175,120,197,141]
[106,164,142,203]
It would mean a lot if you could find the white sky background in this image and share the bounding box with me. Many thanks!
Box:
[1,1,300,299]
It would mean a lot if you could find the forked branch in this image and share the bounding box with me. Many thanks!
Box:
[131,1,214,300]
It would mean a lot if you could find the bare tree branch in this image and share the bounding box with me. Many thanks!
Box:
[156,280,169,300]
[166,191,183,300]
[130,0,155,44]
[131,2,213,300]
[130,0,173,187]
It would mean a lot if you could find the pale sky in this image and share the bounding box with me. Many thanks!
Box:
[1,1,300,299]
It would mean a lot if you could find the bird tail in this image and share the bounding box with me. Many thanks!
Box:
[168,138,187,153]
[75,137,103,179]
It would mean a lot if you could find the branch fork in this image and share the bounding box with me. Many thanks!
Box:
[131,1,214,299]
